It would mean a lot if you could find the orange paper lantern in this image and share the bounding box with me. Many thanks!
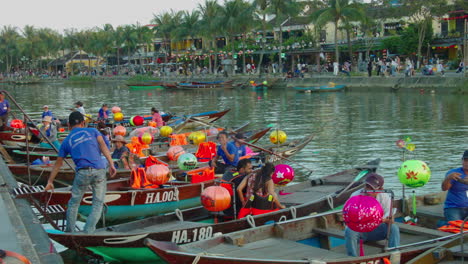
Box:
[113,125,127,136]
[146,164,170,185]
[201,186,232,212]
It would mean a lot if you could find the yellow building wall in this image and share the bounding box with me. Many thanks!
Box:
[65,58,101,73]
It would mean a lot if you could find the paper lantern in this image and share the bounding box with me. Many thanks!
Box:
[270,130,287,144]
[146,164,170,185]
[207,127,219,136]
[343,195,383,232]
[111,106,121,113]
[201,186,232,212]
[397,160,431,188]
[177,153,198,170]
[189,131,206,145]
[262,81,268,85]
[250,80,255,84]
[113,125,126,136]
[114,112,124,121]
[160,126,173,137]
[167,146,185,161]
[406,143,416,152]
[148,121,157,127]
[139,132,154,145]
[10,119,25,129]
[272,164,295,186]
[395,139,405,148]
[130,116,144,126]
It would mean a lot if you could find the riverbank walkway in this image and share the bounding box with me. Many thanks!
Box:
[0,157,63,263]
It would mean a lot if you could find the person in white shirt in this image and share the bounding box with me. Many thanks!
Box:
[344,173,400,256]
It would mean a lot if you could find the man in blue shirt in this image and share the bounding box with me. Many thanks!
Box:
[442,150,468,221]
[98,104,110,121]
[210,131,237,174]
[41,105,53,119]
[45,111,116,233]
[0,92,10,130]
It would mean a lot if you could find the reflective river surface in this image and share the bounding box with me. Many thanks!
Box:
[2,82,468,263]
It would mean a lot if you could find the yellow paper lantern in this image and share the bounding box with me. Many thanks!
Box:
[190,131,206,145]
[114,112,124,121]
[160,126,173,137]
[270,130,287,144]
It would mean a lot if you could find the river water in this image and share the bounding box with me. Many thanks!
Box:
[2,82,468,263]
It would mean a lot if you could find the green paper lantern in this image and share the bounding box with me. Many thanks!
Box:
[177,153,198,171]
[397,160,431,188]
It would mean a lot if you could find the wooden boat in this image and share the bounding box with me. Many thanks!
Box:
[145,191,462,264]
[44,159,380,263]
[176,81,234,89]
[0,129,41,146]
[263,134,314,164]
[127,84,165,90]
[167,109,231,129]
[293,84,346,93]
[251,83,269,90]
[18,176,216,222]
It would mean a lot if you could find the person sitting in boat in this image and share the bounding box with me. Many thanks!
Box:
[237,163,285,218]
[38,116,60,150]
[98,104,110,121]
[0,91,10,130]
[221,159,253,220]
[72,101,86,115]
[41,105,54,119]
[111,135,130,170]
[97,122,110,149]
[441,150,468,221]
[345,173,400,256]
[232,133,247,160]
[209,131,238,174]
[151,107,164,127]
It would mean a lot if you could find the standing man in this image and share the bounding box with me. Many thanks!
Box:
[0,91,10,130]
[45,111,116,233]
[345,173,400,256]
[442,150,468,221]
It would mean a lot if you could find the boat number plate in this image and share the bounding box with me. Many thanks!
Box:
[171,226,213,244]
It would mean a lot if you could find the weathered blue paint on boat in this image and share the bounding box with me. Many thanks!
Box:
[78,197,201,222]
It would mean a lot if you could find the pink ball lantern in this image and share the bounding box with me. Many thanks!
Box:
[201,186,232,212]
[272,164,295,186]
[167,146,186,161]
[10,119,25,129]
[343,195,383,232]
[113,125,126,136]
[146,165,170,185]
[111,106,121,113]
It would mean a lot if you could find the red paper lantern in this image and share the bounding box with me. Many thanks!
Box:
[130,115,144,126]
[113,125,126,136]
[146,164,170,185]
[201,186,231,212]
[10,119,25,129]
[167,146,185,161]
[343,195,383,232]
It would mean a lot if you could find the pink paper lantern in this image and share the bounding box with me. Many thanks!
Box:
[272,164,295,186]
[111,106,121,113]
[343,195,383,232]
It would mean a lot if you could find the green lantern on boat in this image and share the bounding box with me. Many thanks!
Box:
[397,160,431,188]
[177,153,198,170]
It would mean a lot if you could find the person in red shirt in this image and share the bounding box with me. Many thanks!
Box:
[151,107,164,127]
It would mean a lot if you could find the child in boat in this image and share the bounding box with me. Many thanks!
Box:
[344,173,400,256]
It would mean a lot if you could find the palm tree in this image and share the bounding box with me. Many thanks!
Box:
[37,28,62,72]
[134,23,154,66]
[198,0,222,73]
[152,10,183,64]
[21,25,44,69]
[175,10,201,71]
[0,26,20,72]
[311,0,363,64]
[253,0,270,76]
[268,0,300,74]
[118,25,138,67]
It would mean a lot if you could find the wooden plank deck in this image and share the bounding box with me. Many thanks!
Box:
[279,185,342,205]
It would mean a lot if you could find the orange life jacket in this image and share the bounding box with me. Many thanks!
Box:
[169,134,188,146]
[187,167,215,183]
[126,137,149,157]
[195,141,217,162]
[145,155,169,168]
[130,167,159,189]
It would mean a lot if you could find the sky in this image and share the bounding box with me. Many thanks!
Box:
[0,0,206,32]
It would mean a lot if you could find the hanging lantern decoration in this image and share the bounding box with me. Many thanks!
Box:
[343,195,383,232]
[160,126,173,137]
[177,153,198,170]
[10,119,25,129]
[146,164,170,185]
[189,131,206,145]
[397,160,431,188]
[272,164,295,186]
[201,186,232,212]
[395,139,405,148]
[113,112,124,121]
[139,132,154,145]
[111,106,121,113]
[406,143,416,152]
[113,125,126,136]
[167,146,185,161]
[130,116,144,126]
[269,130,287,144]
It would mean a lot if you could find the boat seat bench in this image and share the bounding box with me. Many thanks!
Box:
[313,228,386,250]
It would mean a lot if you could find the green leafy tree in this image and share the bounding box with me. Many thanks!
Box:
[198,0,222,73]
[152,10,183,64]
[0,26,20,72]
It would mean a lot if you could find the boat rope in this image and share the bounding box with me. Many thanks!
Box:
[174,186,180,201]
[33,169,45,186]
[278,215,287,222]
[200,182,205,193]
[327,195,334,209]
[175,209,184,222]
[246,215,256,228]
[192,252,225,264]
[131,191,137,206]
[290,206,297,219]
